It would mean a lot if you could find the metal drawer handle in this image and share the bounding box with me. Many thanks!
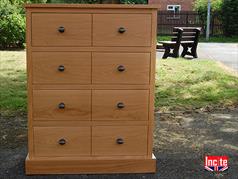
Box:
[58,138,66,145]
[117,65,125,72]
[118,27,126,33]
[58,65,65,72]
[116,138,124,144]
[58,26,65,33]
[58,103,65,109]
[117,102,125,109]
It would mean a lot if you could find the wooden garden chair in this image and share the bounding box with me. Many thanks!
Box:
[175,27,201,58]
[157,27,183,59]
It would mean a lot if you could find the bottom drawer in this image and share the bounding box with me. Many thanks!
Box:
[92,126,148,156]
[34,127,91,157]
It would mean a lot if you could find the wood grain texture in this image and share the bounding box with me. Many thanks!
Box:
[26,5,158,174]
[32,13,91,47]
[32,120,149,127]
[33,90,91,120]
[92,126,148,156]
[34,127,91,157]
[25,4,158,9]
[92,90,149,121]
[31,46,152,52]
[26,9,34,159]
[32,52,91,84]
[25,154,156,174]
[92,53,150,84]
[147,10,158,157]
[93,14,152,47]
[33,84,150,90]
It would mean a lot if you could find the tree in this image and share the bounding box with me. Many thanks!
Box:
[222,0,238,36]
[194,0,223,24]
[194,0,223,13]
[0,0,26,48]
[194,0,238,36]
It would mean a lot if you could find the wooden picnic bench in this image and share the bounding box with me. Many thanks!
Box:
[157,27,183,59]
[175,27,201,58]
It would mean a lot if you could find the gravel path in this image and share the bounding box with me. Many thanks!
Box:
[1,108,237,178]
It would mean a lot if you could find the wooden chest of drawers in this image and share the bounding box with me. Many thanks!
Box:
[25,4,157,174]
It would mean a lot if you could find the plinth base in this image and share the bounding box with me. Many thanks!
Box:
[25,154,156,174]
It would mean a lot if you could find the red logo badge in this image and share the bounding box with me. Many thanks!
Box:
[205,156,228,171]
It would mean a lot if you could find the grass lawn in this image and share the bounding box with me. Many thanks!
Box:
[155,59,238,111]
[157,35,238,43]
[0,51,238,116]
[0,51,26,116]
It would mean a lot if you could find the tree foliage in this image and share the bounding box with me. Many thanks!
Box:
[49,0,147,4]
[194,0,238,36]
[0,0,26,48]
[194,0,223,24]
[194,0,223,13]
[221,0,238,36]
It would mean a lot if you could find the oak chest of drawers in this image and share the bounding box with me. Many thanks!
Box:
[25,4,157,174]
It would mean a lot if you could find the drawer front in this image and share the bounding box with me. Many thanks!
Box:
[32,52,91,84]
[92,53,150,84]
[92,126,147,156]
[32,13,91,46]
[93,14,151,46]
[92,90,149,121]
[33,90,91,120]
[34,127,90,157]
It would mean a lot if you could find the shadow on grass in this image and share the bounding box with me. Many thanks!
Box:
[0,67,27,116]
[155,59,238,111]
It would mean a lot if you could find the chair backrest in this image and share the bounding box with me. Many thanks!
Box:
[171,28,183,52]
[171,27,183,44]
[173,27,201,45]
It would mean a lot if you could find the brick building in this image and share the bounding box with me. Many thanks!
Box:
[149,0,195,11]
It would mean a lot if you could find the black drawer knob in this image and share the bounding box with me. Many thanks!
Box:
[118,27,126,33]
[58,103,65,109]
[116,138,124,144]
[58,26,65,33]
[117,102,125,109]
[58,65,65,72]
[117,65,125,72]
[58,138,66,145]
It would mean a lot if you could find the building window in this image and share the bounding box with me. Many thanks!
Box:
[167,5,181,19]
[167,5,181,13]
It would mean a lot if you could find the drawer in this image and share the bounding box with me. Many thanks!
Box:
[32,52,91,84]
[92,126,147,156]
[93,14,151,46]
[33,90,91,120]
[34,127,90,157]
[92,90,149,121]
[32,13,91,46]
[92,53,150,84]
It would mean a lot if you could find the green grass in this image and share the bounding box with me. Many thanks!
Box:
[0,51,27,116]
[0,51,238,116]
[155,59,238,111]
[157,35,238,43]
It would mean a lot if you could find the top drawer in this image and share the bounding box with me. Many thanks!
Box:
[93,14,152,47]
[32,13,91,47]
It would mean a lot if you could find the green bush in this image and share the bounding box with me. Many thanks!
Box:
[222,0,238,36]
[0,0,25,48]
[194,0,222,24]
[194,0,223,13]
[120,0,146,4]
[194,0,238,36]
[49,0,99,3]
[49,0,147,4]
